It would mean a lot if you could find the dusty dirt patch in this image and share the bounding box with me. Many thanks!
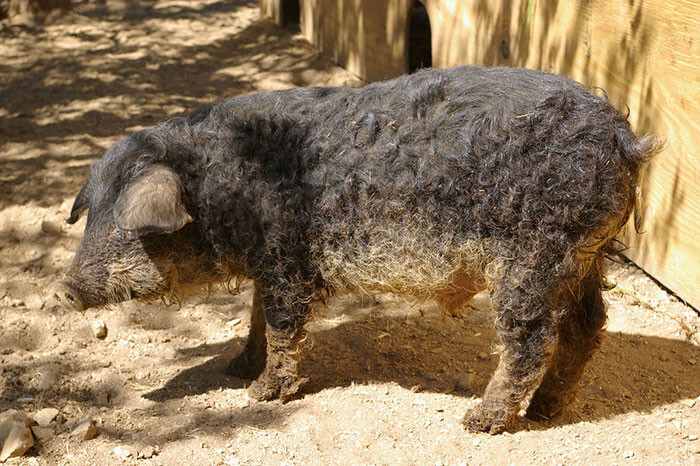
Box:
[1,1,699,464]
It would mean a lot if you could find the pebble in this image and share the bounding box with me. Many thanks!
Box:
[31,426,54,442]
[623,450,635,458]
[71,418,97,441]
[138,445,158,459]
[41,220,62,236]
[33,408,59,427]
[114,445,135,458]
[477,352,490,361]
[680,399,697,408]
[688,434,698,441]
[0,410,36,462]
[91,320,108,339]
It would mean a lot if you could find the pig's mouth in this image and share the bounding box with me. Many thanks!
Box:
[51,277,142,312]
[51,271,171,312]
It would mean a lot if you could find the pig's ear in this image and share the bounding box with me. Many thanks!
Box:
[66,183,91,224]
[114,165,193,235]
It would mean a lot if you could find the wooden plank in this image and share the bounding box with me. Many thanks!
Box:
[617,4,700,310]
[299,0,410,81]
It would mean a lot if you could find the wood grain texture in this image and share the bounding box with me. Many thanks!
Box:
[261,0,413,81]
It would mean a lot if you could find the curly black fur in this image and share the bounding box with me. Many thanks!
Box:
[60,66,659,434]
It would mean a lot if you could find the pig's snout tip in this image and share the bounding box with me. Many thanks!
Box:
[51,282,85,312]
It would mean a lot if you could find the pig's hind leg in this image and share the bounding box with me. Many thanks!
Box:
[463,257,561,434]
[228,283,268,380]
[525,257,606,421]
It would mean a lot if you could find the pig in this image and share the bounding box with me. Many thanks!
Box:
[53,66,660,434]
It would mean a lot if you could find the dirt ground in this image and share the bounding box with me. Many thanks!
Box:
[1,0,699,464]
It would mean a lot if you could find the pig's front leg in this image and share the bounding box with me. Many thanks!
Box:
[246,279,312,402]
[228,283,267,379]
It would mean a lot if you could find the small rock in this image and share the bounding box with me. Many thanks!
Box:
[0,411,36,462]
[681,399,697,408]
[138,445,157,459]
[689,434,698,441]
[41,220,62,236]
[0,410,36,428]
[455,373,474,393]
[623,450,635,458]
[71,419,97,441]
[114,445,134,458]
[477,352,490,361]
[91,321,108,339]
[33,408,59,427]
[225,456,241,466]
[31,426,54,442]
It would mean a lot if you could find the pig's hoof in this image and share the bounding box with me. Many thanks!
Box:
[247,375,308,402]
[227,351,265,380]
[248,377,281,401]
[525,392,564,421]
[463,403,508,435]
[279,376,308,402]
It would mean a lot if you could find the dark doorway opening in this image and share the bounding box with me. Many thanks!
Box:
[282,0,300,32]
[408,0,432,72]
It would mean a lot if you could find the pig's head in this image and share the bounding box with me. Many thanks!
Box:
[53,132,209,312]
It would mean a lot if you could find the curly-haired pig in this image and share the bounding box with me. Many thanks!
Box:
[52,66,660,434]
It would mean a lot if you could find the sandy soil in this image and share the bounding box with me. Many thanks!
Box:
[1,1,699,464]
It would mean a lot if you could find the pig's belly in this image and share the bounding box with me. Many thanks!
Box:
[314,223,488,315]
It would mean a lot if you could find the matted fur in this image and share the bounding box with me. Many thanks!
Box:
[58,66,660,434]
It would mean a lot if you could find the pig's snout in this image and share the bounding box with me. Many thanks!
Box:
[51,281,85,312]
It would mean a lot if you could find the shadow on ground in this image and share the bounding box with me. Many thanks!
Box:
[139,305,700,434]
[0,0,360,210]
